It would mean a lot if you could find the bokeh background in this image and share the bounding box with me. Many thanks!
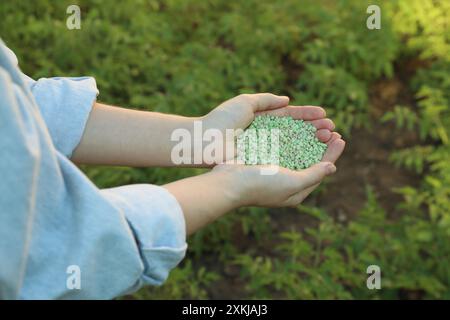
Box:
[1,0,449,299]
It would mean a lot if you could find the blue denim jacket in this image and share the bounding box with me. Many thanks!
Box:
[0,40,187,299]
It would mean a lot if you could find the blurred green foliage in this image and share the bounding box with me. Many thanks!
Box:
[1,0,449,299]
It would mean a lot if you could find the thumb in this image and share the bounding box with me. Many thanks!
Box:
[293,161,336,190]
[246,93,289,112]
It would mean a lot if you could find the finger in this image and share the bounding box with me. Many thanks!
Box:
[259,105,326,120]
[326,132,342,145]
[244,93,289,112]
[287,172,331,206]
[322,138,346,163]
[285,190,310,207]
[316,129,332,142]
[309,118,335,131]
[291,161,336,190]
[290,182,321,206]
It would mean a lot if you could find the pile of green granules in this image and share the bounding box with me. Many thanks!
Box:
[237,115,327,170]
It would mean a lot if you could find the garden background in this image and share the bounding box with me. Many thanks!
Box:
[1,0,449,299]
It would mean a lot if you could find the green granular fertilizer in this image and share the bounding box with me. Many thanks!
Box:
[237,115,327,170]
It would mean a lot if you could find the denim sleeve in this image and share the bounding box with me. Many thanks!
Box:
[0,41,187,299]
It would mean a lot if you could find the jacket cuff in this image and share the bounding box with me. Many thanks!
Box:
[30,76,98,157]
[100,184,187,287]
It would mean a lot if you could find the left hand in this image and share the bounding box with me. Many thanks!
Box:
[204,93,339,161]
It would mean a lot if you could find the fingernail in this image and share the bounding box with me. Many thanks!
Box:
[326,163,336,175]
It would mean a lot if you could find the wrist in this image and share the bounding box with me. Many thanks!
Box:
[211,165,251,208]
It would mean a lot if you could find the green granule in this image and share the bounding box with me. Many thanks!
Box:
[237,115,327,170]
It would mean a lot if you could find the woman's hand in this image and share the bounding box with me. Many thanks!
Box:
[204,93,338,158]
[212,129,345,208]
[165,132,345,235]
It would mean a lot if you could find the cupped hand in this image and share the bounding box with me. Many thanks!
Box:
[208,93,345,207]
[205,93,337,145]
[213,134,345,207]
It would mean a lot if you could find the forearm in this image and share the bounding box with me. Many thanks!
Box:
[71,103,203,167]
[163,170,242,235]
